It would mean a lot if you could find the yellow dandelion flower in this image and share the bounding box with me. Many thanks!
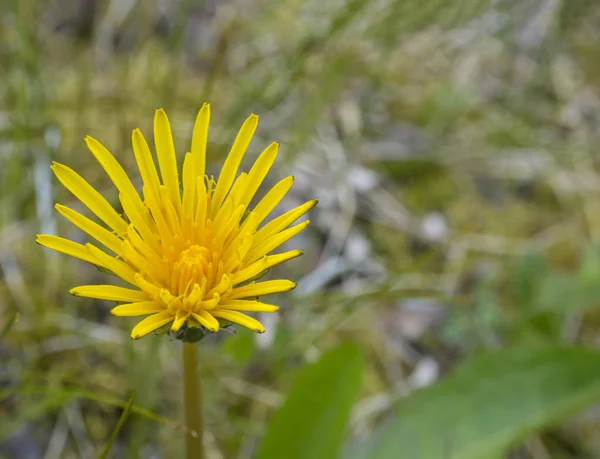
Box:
[36,104,315,340]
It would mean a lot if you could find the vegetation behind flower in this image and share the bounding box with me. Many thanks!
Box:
[4,1,600,458]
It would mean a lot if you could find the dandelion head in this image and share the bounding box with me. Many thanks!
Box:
[36,105,315,340]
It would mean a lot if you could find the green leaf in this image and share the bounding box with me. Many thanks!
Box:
[353,347,600,459]
[255,342,364,459]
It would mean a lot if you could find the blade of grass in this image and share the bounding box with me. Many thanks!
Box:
[0,309,18,338]
[0,386,187,433]
[97,392,135,459]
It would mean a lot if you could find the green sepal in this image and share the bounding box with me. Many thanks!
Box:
[153,322,173,335]
[170,323,212,343]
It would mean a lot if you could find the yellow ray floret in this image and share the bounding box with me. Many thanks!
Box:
[35,235,104,266]
[37,105,315,339]
[70,285,150,302]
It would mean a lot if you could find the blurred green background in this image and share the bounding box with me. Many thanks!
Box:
[4,0,600,458]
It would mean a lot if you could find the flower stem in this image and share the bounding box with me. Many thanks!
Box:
[183,342,204,459]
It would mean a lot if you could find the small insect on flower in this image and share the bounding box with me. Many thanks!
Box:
[36,105,316,340]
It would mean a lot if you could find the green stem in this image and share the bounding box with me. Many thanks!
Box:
[183,342,204,459]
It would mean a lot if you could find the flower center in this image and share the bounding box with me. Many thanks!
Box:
[171,244,212,296]
[179,245,209,266]
[162,244,232,315]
